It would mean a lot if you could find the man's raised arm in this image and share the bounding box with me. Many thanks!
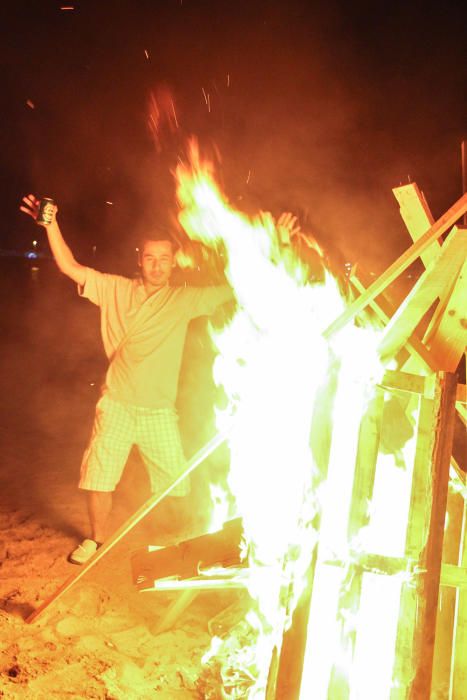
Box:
[20,194,87,286]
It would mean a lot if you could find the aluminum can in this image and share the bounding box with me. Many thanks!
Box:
[37,197,55,225]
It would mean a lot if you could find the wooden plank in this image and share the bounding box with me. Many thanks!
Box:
[380,371,466,404]
[327,390,385,699]
[151,590,199,635]
[451,503,467,697]
[391,394,438,699]
[408,373,458,700]
[274,549,319,700]
[377,228,466,363]
[348,389,385,541]
[351,251,465,421]
[392,183,439,268]
[323,192,467,340]
[380,369,426,396]
[26,430,229,624]
[350,274,436,372]
[420,271,459,350]
[431,490,465,696]
[426,257,467,372]
[440,563,467,589]
[350,275,467,412]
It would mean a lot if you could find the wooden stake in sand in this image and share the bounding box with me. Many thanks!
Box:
[26,430,229,624]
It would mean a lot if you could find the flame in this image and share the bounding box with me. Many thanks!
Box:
[175,140,410,698]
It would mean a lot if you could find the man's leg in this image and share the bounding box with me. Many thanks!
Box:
[86,490,113,543]
[69,395,134,564]
[137,408,190,540]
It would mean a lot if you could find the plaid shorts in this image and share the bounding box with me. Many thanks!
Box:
[79,394,188,496]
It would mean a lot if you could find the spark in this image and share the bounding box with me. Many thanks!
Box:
[144,49,149,60]
[26,100,35,109]
[171,99,179,128]
[246,170,251,184]
[105,201,114,205]
[227,73,230,87]
[60,5,75,9]
[207,93,211,112]
[201,87,208,105]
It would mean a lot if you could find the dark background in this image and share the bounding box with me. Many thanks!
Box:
[0,0,465,271]
[0,0,465,513]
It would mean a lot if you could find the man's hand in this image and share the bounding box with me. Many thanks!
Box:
[20,194,58,227]
[20,194,85,285]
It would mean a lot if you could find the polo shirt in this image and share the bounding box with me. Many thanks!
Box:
[79,267,232,409]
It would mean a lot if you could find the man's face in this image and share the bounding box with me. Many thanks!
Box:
[139,239,175,290]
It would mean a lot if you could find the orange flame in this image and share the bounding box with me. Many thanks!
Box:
[175,140,402,698]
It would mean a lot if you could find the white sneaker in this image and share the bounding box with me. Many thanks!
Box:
[68,539,100,565]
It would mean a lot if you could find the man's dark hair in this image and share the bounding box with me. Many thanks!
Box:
[137,228,178,252]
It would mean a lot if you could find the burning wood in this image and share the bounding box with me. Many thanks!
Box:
[169,141,466,698]
[131,518,245,590]
[174,140,386,698]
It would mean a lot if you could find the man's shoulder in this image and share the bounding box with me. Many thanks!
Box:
[85,267,136,286]
[80,267,137,305]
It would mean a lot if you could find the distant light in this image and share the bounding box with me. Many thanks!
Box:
[32,240,37,247]
[26,99,35,109]
[26,252,38,259]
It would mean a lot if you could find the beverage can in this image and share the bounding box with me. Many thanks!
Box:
[37,198,55,225]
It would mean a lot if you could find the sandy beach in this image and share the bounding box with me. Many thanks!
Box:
[0,259,234,699]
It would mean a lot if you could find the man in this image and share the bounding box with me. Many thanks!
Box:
[20,194,233,564]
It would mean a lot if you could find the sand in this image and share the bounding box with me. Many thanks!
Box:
[0,492,244,700]
[0,261,245,698]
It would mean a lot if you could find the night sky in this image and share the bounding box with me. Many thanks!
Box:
[1,0,465,273]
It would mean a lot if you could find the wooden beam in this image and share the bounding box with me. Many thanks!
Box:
[432,490,465,695]
[440,563,467,589]
[380,369,426,396]
[377,228,466,363]
[26,430,229,624]
[456,385,466,408]
[323,192,467,339]
[327,390,385,699]
[421,270,460,351]
[452,503,467,697]
[392,183,439,268]
[350,276,467,413]
[392,376,456,698]
[425,257,467,371]
[350,273,436,372]
[151,590,199,635]
[409,373,458,700]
